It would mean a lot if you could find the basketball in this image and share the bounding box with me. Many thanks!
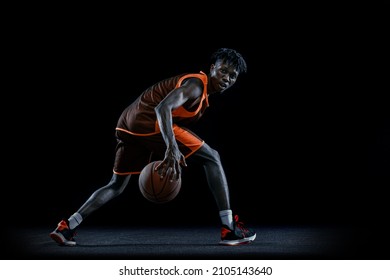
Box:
[138,160,182,203]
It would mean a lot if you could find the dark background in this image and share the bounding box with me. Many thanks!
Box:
[4,6,388,258]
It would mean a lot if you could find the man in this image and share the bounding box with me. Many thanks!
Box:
[50,48,256,246]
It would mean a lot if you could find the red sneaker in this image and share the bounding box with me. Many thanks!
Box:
[49,219,77,246]
[219,215,256,246]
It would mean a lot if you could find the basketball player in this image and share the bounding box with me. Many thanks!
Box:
[50,48,256,246]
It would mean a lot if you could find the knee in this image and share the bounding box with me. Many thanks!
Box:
[198,144,222,164]
[208,147,221,162]
[107,175,130,195]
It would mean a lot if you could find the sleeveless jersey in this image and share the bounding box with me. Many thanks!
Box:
[116,71,209,135]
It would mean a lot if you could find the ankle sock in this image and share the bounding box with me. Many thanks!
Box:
[219,209,233,230]
[68,212,83,230]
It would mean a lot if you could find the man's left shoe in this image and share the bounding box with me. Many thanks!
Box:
[49,219,77,246]
[219,215,256,246]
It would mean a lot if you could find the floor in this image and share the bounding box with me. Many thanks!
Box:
[2,224,373,260]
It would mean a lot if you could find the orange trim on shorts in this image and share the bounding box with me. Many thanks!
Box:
[172,124,205,157]
[184,141,204,158]
[116,127,159,136]
[113,169,141,175]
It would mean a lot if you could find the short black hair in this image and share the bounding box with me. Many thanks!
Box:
[211,48,247,74]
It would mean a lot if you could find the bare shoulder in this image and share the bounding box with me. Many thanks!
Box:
[181,77,204,99]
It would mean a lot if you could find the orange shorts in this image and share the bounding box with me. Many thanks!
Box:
[113,125,204,175]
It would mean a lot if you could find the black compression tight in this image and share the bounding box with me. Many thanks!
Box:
[77,174,131,219]
[190,143,231,211]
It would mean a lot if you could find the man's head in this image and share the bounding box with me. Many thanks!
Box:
[211,48,247,74]
[208,48,247,94]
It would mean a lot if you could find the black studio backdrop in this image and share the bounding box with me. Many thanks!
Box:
[10,18,388,233]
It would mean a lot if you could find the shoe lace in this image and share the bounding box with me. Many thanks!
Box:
[234,215,248,233]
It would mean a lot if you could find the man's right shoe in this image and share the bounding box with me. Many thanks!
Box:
[49,219,77,246]
[219,215,256,246]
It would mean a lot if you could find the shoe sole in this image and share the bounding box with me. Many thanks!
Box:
[49,231,77,246]
[219,233,256,246]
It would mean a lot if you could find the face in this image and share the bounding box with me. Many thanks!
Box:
[209,59,239,94]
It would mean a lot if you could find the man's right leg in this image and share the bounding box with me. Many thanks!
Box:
[190,144,256,246]
[49,173,131,246]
